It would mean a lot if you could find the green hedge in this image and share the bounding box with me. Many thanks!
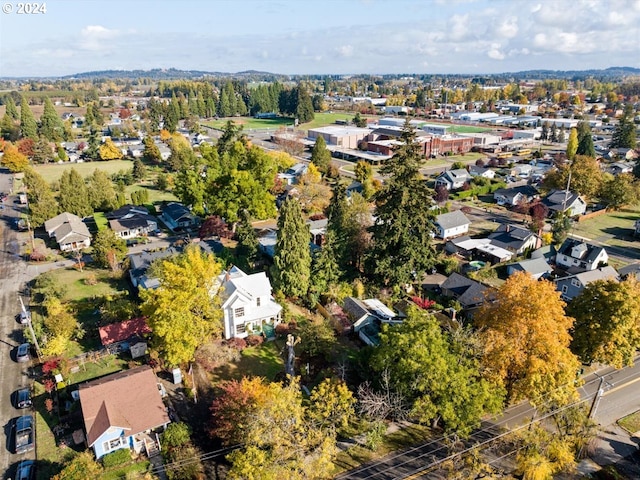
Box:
[102,448,131,468]
[453,181,506,199]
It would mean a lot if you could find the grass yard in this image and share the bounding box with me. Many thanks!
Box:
[444,124,492,133]
[93,212,108,231]
[124,181,178,206]
[618,410,640,434]
[332,423,432,475]
[100,460,151,480]
[33,160,134,183]
[210,340,285,384]
[202,116,294,131]
[43,266,129,302]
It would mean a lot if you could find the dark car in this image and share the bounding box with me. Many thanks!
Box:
[15,387,32,409]
[15,459,35,480]
[18,310,31,325]
[16,343,31,363]
[14,415,34,454]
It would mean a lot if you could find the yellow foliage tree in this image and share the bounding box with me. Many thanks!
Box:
[159,129,172,142]
[475,272,580,407]
[267,150,296,172]
[140,245,223,366]
[99,138,123,160]
[1,143,29,172]
[42,334,70,357]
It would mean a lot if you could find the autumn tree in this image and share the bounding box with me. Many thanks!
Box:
[59,168,92,217]
[475,272,580,407]
[0,143,29,172]
[143,136,162,163]
[566,128,578,161]
[92,228,127,268]
[310,135,332,175]
[372,307,505,436]
[23,167,59,226]
[272,198,311,298]
[218,377,354,479]
[599,172,640,210]
[51,451,103,480]
[568,278,640,368]
[198,215,232,239]
[543,155,603,200]
[297,163,332,214]
[99,137,124,160]
[367,121,437,286]
[140,246,223,366]
[161,422,204,480]
[20,96,38,140]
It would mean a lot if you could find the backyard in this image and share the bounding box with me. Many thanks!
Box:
[33,160,134,182]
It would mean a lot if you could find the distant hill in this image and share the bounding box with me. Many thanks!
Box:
[59,68,283,81]
[503,66,640,80]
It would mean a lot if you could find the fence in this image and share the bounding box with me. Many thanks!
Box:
[576,208,608,222]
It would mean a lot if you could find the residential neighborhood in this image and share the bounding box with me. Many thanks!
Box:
[1,5,640,479]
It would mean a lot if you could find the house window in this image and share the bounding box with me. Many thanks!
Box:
[571,279,580,287]
[561,285,568,293]
[234,307,245,318]
[236,323,246,334]
[256,297,261,307]
[103,436,125,453]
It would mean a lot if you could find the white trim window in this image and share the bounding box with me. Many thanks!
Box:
[234,307,245,318]
[103,436,126,453]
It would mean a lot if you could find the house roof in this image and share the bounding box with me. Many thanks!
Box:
[438,168,471,183]
[488,224,536,251]
[128,248,178,280]
[343,297,370,321]
[508,257,552,277]
[106,204,150,220]
[618,263,640,279]
[436,210,471,230]
[441,272,491,308]
[493,185,539,201]
[79,366,169,447]
[560,266,619,286]
[557,238,606,263]
[99,317,151,346]
[162,202,192,222]
[543,190,583,211]
[43,212,91,245]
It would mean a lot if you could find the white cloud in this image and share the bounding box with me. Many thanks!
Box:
[449,13,470,41]
[496,17,518,39]
[79,25,120,51]
[335,44,354,57]
[487,43,505,60]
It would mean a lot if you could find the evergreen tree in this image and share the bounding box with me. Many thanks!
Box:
[367,121,437,286]
[5,97,18,120]
[85,128,100,160]
[540,122,549,141]
[308,230,341,305]
[558,126,566,143]
[164,93,180,133]
[0,112,19,141]
[39,97,64,141]
[23,168,59,227]
[235,210,259,269]
[20,96,38,140]
[143,136,162,163]
[310,136,331,175]
[576,121,595,157]
[610,104,637,149]
[272,198,311,298]
[59,168,92,217]
[132,158,147,180]
[87,169,117,211]
[31,136,54,164]
[295,84,315,124]
[550,123,558,143]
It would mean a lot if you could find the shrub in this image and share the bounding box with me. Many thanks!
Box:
[102,448,131,468]
[196,342,241,372]
[225,337,247,350]
[246,335,264,347]
[275,323,290,336]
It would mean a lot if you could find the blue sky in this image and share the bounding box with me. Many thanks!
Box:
[1,0,639,77]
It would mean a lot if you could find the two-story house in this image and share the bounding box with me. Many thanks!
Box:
[556,238,609,272]
[434,169,472,190]
[555,266,619,301]
[542,190,587,217]
[217,266,282,339]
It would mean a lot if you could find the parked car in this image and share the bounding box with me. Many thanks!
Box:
[16,343,31,363]
[15,459,35,480]
[15,387,32,409]
[14,415,34,454]
[18,310,31,324]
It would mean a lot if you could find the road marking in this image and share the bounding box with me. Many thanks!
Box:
[603,375,640,396]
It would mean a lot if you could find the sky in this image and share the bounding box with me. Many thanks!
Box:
[1,0,640,77]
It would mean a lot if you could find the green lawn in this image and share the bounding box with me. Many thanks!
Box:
[100,460,151,480]
[202,116,294,131]
[33,160,134,183]
[569,206,640,251]
[211,340,285,384]
[43,266,129,302]
[618,410,640,434]
[93,212,108,231]
[124,181,178,206]
[444,124,492,133]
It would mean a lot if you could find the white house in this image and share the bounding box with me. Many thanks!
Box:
[217,267,282,339]
[556,238,609,272]
[543,190,587,217]
[434,169,472,190]
[435,210,471,240]
[43,212,92,252]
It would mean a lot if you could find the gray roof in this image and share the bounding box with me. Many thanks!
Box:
[561,266,619,286]
[619,263,640,279]
[343,297,370,321]
[436,210,471,230]
[44,212,91,245]
[441,272,492,308]
[557,238,606,263]
[543,190,583,211]
[488,224,536,251]
[493,185,539,201]
[508,257,552,276]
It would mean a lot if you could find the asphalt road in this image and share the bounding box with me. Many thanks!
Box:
[0,170,35,478]
[337,359,640,480]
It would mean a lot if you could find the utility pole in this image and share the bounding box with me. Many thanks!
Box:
[588,377,605,419]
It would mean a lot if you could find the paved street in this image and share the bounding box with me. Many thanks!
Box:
[337,359,640,479]
[0,170,35,477]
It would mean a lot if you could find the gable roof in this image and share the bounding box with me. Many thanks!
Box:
[43,212,91,245]
[508,257,552,277]
[543,190,584,211]
[493,185,539,201]
[79,366,169,447]
[162,202,192,221]
[217,267,274,305]
[99,317,151,346]
[436,210,471,230]
[441,272,491,308]
[342,297,370,321]
[559,266,619,286]
[557,238,606,263]
[106,204,151,220]
[438,168,471,183]
[488,224,537,251]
